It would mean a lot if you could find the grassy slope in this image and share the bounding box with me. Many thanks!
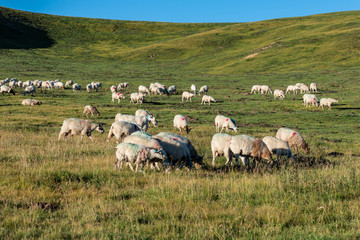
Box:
[1,7,360,239]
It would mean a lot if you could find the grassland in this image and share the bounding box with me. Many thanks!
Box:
[1,6,360,239]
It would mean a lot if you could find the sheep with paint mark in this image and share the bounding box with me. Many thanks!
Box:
[167,85,176,94]
[115,114,149,131]
[199,85,209,95]
[107,121,142,143]
[130,92,145,104]
[303,94,319,107]
[173,114,191,133]
[215,115,238,133]
[276,127,310,153]
[182,91,194,102]
[72,83,81,92]
[251,85,262,94]
[135,109,158,127]
[58,118,104,142]
[211,133,233,166]
[110,85,117,93]
[262,136,293,160]
[24,86,36,96]
[274,89,285,100]
[82,105,100,118]
[310,83,318,92]
[201,95,216,105]
[22,99,42,106]
[1,85,15,95]
[112,92,125,103]
[319,98,338,110]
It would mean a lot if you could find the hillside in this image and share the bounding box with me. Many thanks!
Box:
[0,6,360,74]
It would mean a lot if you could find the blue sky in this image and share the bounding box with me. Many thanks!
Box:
[1,0,359,23]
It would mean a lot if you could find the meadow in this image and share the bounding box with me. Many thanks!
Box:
[1,7,360,239]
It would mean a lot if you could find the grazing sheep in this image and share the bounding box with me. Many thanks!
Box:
[123,135,162,150]
[54,82,64,89]
[138,85,150,94]
[65,80,73,88]
[23,86,36,96]
[117,82,129,90]
[228,135,272,165]
[199,85,209,95]
[303,94,319,107]
[17,81,23,88]
[299,84,310,93]
[131,131,152,139]
[215,115,238,133]
[201,95,216,105]
[295,83,305,88]
[173,114,191,133]
[115,143,167,172]
[261,85,272,94]
[211,133,233,166]
[82,105,100,118]
[310,83,318,92]
[58,118,104,142]
[319,98,338,110]
[23,80,33,87]
[115,114,149,131]
[135,109,158,127]
[274,89,285,100]
[182,91,194,102]
[190,84,197,95]
[285,85,300,95]
[262,136,293,160]
[130,92,145,104]
[276,127,310,153]
[0,85,15,95]
[22,99,42,106]
[112,92,125,103]
[72,83,81,92]
[110,85,117,93]
[167,85,176,94]
[251,85,262,94]
[107,121,142,143]
[86,84,93,93]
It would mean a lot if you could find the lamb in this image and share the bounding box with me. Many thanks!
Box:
[130,92,145,104]
[274,89,285,100]
[167,85,176,94]
[275,127,310,153]
[173,114,191,133]
[201,95,216,105]
[211,133,233,166]
[0,85,15,95]
[21,99,42,106]
[106,121,142,143]
[72,83,81,92]
[138,85,150,94]
[299,84,310,93]
[182,91,194,102]
[215,115,238,133]
[199,85,209,95]
[319,98,338,110]
[251,85,262,94]
[310,83,318,92]
[115,114,149,131]
[58,118,104,141]
[285,85,300,95]
[82,105,100,118]
[110,85,117,93]
[228,135,272,165]
[65,80,73,88]
[115,143,167,172]
[190,84,197,95]
[261,85,272,94]
[23,86,36,96]
[303,94,319,107]
[111,92,125,103]
[262,136,293,160]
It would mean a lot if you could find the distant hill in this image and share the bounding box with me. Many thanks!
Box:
[1,6,359,74]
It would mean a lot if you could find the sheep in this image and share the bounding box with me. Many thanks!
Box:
[110,85,117,93]
[58,118,104,142]
[130,92,145,104]
[150,86,166,95]
[295,83,305,88]
[95,82,102,89]
[319,98,338,110]
[17,81,23,88]
[82,105,100,118]
[123,135,162,151]
[111,92,125,103]
[23,86,36,96]
[262,136,293,160]
[54,82,64,89]
[138,85,150,94]
[199,85,209,95]
[106,121,142,143]
[65,80,73,88]
[273,89,285,100]
[261,85,272,94]
[117,82,129,90]
[115,143,167,172]
[182,91,194,102]
[0,85,15,95]
[190,84,197,95]
[86,84,93,92]
[275,127,310,154]
[9,80,17,88]
[23,80,33,87]
[285,85,300,95]
[251,85,262,94]
[215,115,238,133]
[310,83,318,92]
[41,81,53,90]
[211,133,233,166]
[72,83,81,92]
[90,82,99,91]
[173,114,191,133]
[135,109,158,127]
[21,99,42,106]
[131,131,152,139]
[303,94,319,107]
[299,84,310,93]
[167,85,176,94]
[201,95,216,105]
[115,114,149,131]
[228,135,272,165]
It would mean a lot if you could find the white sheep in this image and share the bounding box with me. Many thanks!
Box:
[173,114,191,133]
[303,94,319,107]
[261,85,272,94]
[295,83,305,88]
[262,136,293,160]
[0,85,15,95]
[167,85,176,94]
[58,118,104,141]
[275,127,310,153]
[65,80,73,88]
[251,85,262,94]
[54,82,64,89]
[22,99,42,106]
[138,85,150,94]
[285,85,300,95]
[299,84,310,93]
[115,114,149,131]
[111,92,125,103]
[211,133,233,166]
[310,83,318,92]
[82,105,100,118]
[23,86,36,96]
[319,98,338,110]
[107,121,142,143]
[215,115,238,133]
[201,95,216,105]
[123,134,162,150]
[190,84,197,95]
[135,109,158,127]
[17,81,23,88]
[130,92,145,104]
[274,89,285,100]
[199,85,209,95]
[86,84,92,93]
[110,85,117,93]
[182,91,194,102]
[72,83,81,92]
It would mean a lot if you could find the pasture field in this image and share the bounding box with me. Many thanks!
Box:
[1,6,360,239]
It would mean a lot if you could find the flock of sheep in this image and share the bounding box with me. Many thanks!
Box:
[1,77,330,173]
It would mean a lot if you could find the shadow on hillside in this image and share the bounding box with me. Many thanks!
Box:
[0,12,54,49]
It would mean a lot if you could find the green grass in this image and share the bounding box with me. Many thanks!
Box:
[1,6,360,239]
